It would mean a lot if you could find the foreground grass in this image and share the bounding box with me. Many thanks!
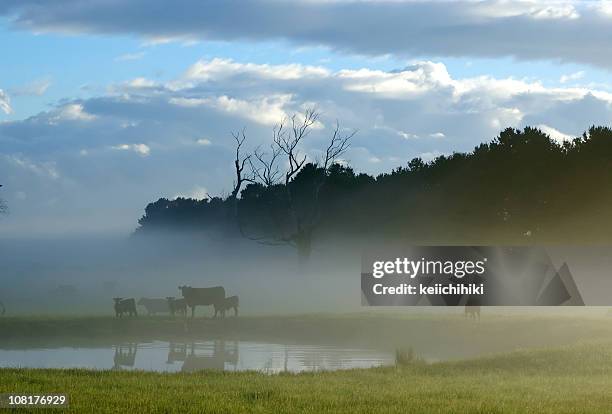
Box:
[2,343,612,413]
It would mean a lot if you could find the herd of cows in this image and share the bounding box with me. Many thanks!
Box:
[113,286,239,318]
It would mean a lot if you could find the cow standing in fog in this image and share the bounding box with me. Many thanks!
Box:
[137,298,170,316]
[0,301,5,316]
[113,298,137,318]
[167,297,187,317]
[465,305,481,321]
[465,294,481,321]
[178,286,225,318]
[214,295,239,318]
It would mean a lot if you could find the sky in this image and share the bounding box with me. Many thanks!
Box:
[1,0,612,237]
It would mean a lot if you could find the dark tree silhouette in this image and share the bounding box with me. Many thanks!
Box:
[237,109,355,262]
[137,125,612,253]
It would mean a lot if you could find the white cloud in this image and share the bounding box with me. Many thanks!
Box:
[560,71,585,84]
[536,124,575,143]
[473,1,579,19]
[11,78,52,96]
[195,138,212,146]
[115,51,146,62]
[51,103,96,122]
[419,150,446,163]
[111,143,151,156]
[0,90,12,114]
[595,0,612,16]
[5,155,59,179]
[397,130,418,140]
[170,94,293,126]
[184,58,330,82]
[529,3,579,20]
[174,186,209,200]
[125,77,156,88]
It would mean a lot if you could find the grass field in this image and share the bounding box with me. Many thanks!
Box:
[2,343,612,413]
[2,313,612,413]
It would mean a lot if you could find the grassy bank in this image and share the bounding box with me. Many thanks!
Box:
[2,343,612,413]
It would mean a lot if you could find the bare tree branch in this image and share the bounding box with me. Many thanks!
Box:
[274,109,319,185]
[248,144,282,186]
[230,129,255,200]
[323,120,356,170]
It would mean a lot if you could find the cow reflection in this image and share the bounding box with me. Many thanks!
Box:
[166,343,188,364]
[112,343,137,370]
[167,341,238,372]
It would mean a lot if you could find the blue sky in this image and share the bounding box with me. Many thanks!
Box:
[1,1,612,236]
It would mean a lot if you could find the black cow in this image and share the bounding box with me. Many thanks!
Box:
[214,295,239,318]
[137,298,170,316]
[178,286,225,318]
[113,298,137,318]
[167,297,187,317]
[0,301,5,316]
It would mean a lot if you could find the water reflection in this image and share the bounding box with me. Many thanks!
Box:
[113,343,137,370]
[164,341,239,372]
[0,340,393,373]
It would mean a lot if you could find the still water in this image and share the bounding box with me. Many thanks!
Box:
[0,341,394,373]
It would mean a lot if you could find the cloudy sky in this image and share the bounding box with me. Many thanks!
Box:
[2,0,612,237]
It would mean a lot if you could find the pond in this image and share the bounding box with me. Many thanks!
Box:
[0,340,395,373]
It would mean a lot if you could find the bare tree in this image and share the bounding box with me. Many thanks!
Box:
[237,109,355,263]
[229,129,255,201]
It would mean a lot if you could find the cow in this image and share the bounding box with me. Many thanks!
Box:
[465,295,481,321]
[214,295,239,318]
[178,286,225,318]
[137,298,170,316]
[113,298,137,318]
[0,301,5,316]
[166,297,187,317]
[465,305,481,321]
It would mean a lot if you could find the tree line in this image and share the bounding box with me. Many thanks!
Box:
[136,111,612,260]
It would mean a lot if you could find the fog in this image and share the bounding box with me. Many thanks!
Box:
[0,232,368,316]
[2,232,612,317]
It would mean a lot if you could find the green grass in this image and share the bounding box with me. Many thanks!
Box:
[2,314,612,412]
[2,343,612,413]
